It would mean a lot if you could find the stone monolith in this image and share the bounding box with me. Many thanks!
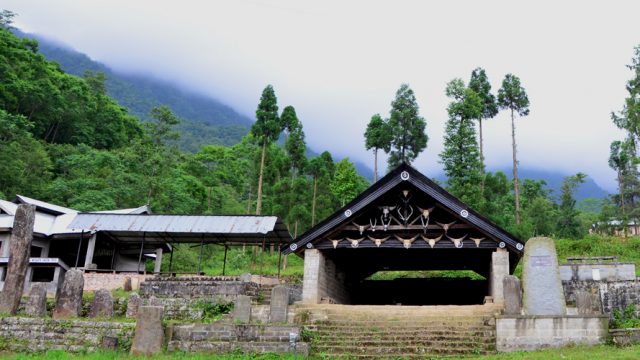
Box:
[522,237,566,315]
[53,269,84,319]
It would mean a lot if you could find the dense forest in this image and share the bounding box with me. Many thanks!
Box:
[2,8,640,275]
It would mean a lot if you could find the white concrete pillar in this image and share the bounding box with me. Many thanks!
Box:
[302,249,324,304]
[153,248,163,273]
[0,233,10,280]
[83,234,97,269]
[490,249,510,304]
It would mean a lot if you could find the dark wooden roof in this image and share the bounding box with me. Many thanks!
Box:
[282,163,524,261]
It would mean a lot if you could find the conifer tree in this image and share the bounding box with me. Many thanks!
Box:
[282,106,307,180]
[468,68,498,171]
[497,74,530,225]
[250,85,281,215]
[440,79,484,207]
[556,173,587,239]
[387,84,428,168]
[364,114,392,182]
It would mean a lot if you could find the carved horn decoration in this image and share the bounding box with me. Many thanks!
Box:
[369,218,377,232]
[447,234,467,248]
[346,237,364,248]
[417,206,435,233]
[436,221,456,234]
[367,235,390,247]
[471,237,485,248]
[329,239,341,249]
[352,221,366,235]
[422,234,443,248]
[397,234,420,249]
[379,205,396,231]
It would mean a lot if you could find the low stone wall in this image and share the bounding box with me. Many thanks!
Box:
[0,317,135,352]
[560,263,636,282]
[563,279,640,318]
[140,276,260,301]
[168,322,308,355]
[83,272,152,291]
[610,328,640,346]
[496,315,609,352]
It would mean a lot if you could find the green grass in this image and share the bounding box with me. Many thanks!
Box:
[2,345,640,359]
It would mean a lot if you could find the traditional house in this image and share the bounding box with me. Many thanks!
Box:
[283,163,525,305]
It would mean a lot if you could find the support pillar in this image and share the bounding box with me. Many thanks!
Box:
[490,248,510,304]
[83,234,97,269]
[0,233,11,281]
[153,248,163,273]
[302,249,324,304]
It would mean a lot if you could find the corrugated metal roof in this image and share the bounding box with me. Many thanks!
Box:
[92,204,151,215]
[69,214,278,234]
[15,195,76,215]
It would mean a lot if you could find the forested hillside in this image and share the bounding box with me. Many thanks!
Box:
[13,30,251,152]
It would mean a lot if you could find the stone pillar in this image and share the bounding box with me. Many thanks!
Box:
[269,285,289,323]
[153,248,163,274]
[53,269,84,319]
[126,293,142,318]
[522,237,566,315]
[131,306,165,355]
[503,275,522,315]
[89,289,114,318]
[302,249,324,304]
[490,249,509,304]
[234,295,251,324]
[25,283,47,317]
[83,234,97,269]
[0,204,35,314]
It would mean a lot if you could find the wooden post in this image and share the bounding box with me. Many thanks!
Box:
[197,234,204,274]
[222,245,228,276]
[75,230,84,268]
[137,232,145,273]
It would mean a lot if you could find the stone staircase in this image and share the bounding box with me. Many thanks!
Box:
[296,304,501,358]
[257,284,276,305]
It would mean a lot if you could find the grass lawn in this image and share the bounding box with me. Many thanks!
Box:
[2,345,640,360]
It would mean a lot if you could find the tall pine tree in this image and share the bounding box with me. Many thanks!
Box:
[440,79,484,207]
[497,74,530,225]
[387,84,428,168]
[468,68,498,172]
[364,114,391,182]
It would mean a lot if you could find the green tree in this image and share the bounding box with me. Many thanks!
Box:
[364,113,392,182]
[0,9,16,29]
[146,105,180,147]
[282,106,307,180]
[330,158,368,207]
[468,68,498,172]
[250,85,281,215]
[307,151,335,225]
[440,79,484,208]
[557,173,587,239]
[609,139,634,236]
[612,45,640,147]
[497,74,530,225]
[387,84,428,167]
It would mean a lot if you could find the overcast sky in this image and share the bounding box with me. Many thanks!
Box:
[6,1,640,192]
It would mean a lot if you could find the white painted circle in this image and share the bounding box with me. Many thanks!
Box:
[289,243,298,251]
[455,242,463,249]
[499,242,506,249]
[516,243,524,251]
[460,209,469,218]
[306,243,313,249]
[344,209,352,217]
[400,171,410,180]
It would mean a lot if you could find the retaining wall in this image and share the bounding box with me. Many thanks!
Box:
[563,279,640,317]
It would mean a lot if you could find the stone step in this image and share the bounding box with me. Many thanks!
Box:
[316,352,494,359]
[313,339,496,348]
[314,323,493,330]
[168,340,308,354]
[312,344,495,355]
[314,332,496,341]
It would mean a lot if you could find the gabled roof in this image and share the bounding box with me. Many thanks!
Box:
[92,204,152,215]
[282,163,524,256]
[15,194,75,216]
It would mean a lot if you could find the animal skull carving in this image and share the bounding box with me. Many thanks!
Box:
[330,239,341,249]
[368,235,390,247]
[352,221,366,235]
[369,218,377,232]
[435,221,456,234]
[421,234,443,248]
[470,237,485,248]
[397,234,419,249]
[417,206,435,233]
[347,237,364,248]
[447,234,467,248]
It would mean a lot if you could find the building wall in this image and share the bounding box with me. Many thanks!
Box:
[302,249,350,304]
[83,272,152,291]
[496,315,609,352]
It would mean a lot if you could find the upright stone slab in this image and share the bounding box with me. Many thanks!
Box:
[575,290,602,315]
[126,293,142,318]
[269,285,289,323]
[0,204,35,314]
[25,283,47,317]
[89,289,114,318]
[503,275,522,315]
[490,250,509,304]
[234,295,251,324]
[130,306,164,355]
[123,277,132,292]
[522,237,566,315]
[52,269,84,319]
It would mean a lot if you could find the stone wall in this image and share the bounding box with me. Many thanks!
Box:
[140,276,260,300]
[168,322,308,355]
[0,317,134,352]
[83,272,152,291]
[496,315,609,352]
[302,249,350,304]
[560,263,636,282]
[563,280,640,318]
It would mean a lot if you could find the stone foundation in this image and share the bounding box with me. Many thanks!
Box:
[0,317,134,352]
[496,315,609,352]
[83,272,152,291]
[302,249,350,304]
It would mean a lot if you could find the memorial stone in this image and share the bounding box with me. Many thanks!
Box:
[0,204,35,314]
[123,277,132,292]
[269,285,289,323]
[234,295,251,324]
[522,237,566,315]
[52,269,84,319]
[503,275,522,315]
[126,293,142,318]
[89,289,114,318]
[25,283,47,317]
[130,306,164,355]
